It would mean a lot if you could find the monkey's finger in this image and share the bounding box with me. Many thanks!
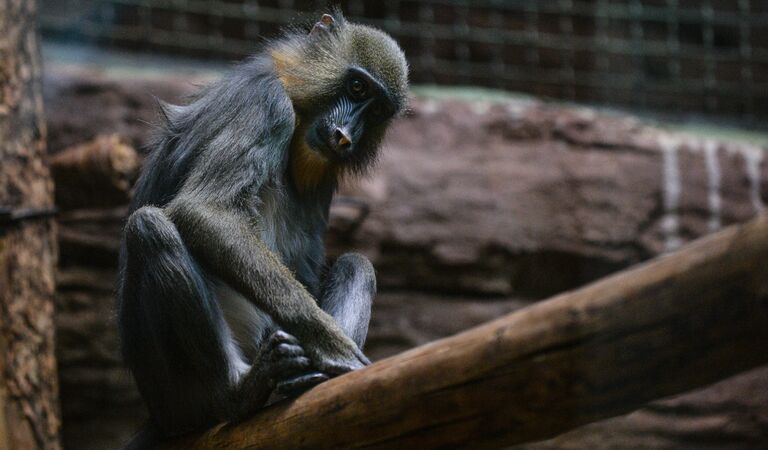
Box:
[272,343,305,360]
[273,356,312,375]
[269,330,299,344]
[275,372,329,397]
[268,330,300,348]
[355,348,372,366]
[316,359,365,376]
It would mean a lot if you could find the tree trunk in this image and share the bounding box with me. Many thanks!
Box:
[0,0,61,449]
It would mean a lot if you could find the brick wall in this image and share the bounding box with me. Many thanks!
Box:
[40,0,768,126]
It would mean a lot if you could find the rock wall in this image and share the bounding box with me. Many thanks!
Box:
[347,100,768,297]
[46,67,768,449]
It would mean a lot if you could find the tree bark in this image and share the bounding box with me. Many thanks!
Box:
[0,0,60,449]
[164,216,768,450]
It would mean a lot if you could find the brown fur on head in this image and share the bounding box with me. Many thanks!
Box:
[270,11,409,192]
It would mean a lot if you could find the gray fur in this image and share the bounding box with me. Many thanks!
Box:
[320,253,376,348]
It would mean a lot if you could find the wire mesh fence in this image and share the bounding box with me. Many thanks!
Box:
[40,0,768,127]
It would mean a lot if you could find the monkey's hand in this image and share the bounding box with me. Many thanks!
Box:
[313,350,372,379]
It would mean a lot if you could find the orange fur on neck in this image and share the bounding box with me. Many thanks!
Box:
[289,121,336,193]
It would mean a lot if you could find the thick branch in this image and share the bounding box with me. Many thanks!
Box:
[164,216,768,450]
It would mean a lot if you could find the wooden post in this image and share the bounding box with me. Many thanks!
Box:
[0,0,61,449]
[164,216,768,449]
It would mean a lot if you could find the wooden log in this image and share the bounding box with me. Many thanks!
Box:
[49,134,140,210]
[162,216,768,449]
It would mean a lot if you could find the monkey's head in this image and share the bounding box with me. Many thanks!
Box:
[271,12,409,189]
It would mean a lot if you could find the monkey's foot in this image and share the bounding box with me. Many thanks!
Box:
[275,372,329,397]
[265,331,330,397]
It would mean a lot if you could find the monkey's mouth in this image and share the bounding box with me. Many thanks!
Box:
[306,126,352,162]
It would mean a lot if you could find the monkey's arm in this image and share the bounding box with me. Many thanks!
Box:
[166,199,368,373]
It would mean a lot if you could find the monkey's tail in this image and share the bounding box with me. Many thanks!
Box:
[122,424,161,450]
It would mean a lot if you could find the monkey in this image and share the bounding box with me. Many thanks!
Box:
[117,11,408,448]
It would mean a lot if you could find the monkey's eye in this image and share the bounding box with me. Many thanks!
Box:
[348,77,369,100]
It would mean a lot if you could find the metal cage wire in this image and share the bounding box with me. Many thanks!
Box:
[40,0,768,126]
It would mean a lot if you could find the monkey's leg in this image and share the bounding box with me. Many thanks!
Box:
[319,253,376,348]
[276,253,376,396]
[120,206,254,435]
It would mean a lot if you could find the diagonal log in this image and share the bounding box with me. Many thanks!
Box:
[163,216,768,450]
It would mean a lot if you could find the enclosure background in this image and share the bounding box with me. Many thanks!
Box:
[40,0,768,128]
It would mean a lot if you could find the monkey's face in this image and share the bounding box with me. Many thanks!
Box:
[303,66,398,172]
[273,13,408,183]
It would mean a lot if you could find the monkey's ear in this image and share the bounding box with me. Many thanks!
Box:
[310,14,335,37]
[155,98,184,124]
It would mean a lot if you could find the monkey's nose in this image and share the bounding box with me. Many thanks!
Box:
[332,127,353,153]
